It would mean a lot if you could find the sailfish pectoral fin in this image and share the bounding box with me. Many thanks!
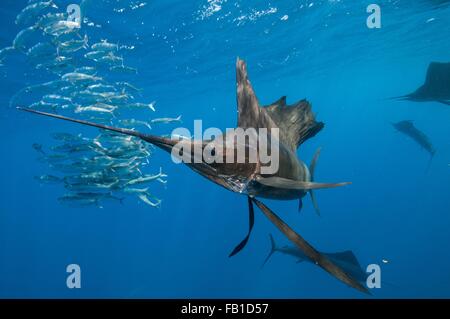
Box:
[256,176,351,190]
[251,198,370,294]
[228,196,255,257]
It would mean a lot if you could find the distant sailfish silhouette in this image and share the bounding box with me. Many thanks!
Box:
[18,58,369,294]
[391,62,450,106]
[392,120,436,160]
[262,234,368,285]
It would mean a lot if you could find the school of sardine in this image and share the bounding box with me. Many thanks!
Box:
[1,0,180,208]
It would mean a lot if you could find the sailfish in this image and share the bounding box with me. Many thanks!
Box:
[18,58,368,293]
[391,62,450,106]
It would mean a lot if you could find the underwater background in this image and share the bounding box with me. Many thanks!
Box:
[1,0,450,298]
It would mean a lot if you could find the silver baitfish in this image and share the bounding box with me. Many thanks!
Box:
[16,1,58,26]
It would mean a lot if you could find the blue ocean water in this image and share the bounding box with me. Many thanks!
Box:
[0,0,450,298]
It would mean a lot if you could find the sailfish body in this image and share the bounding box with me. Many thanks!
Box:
[171,59,334,204]
[18,58,368,293]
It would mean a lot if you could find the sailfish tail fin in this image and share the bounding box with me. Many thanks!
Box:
[261,234,277,268]
[309,147,321,216]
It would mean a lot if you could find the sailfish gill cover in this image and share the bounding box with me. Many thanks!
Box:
[0,0,450,299]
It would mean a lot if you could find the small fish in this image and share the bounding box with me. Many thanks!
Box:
[0,46,15,63]
[95,132,135,145]
[41,153,68,163]
[51,142,98,154]
[91,102,118,111]
[125,168,167,186]
[119,119,152,130]
[150,115,182,125]
[58,194,99,207]
[102,91,131,104]
[97,52,123,65]
[124,187,149,194]
[101,144,151,159]
[57,35,89,53]
[10,80,65,108]
[84,50,107,60]
[34,174,61,184]
[51,132,83,142]
[27,42,55,59]
[75,192,124,203]
[123,102,156,112]
[74,66,97,75]
[64,181,120,192]
[57,85,79,95]
[42,94,72,105]
[75,105,117,116]
[110,156,140,168]
[91,40,118,52]
[32,143,46,155]
[29,101,58,112]
[110,65,137,74]
[109,138,144,150]
[16,1,58,26]
[79,155,116,166]
[88,84,116,93]
[35,12,66,29]
[64,172,116,185]
[137,193,161,208]
[36,56,74,74]
[62,72,102,83]
[115,81,142,93]
[44,20,80,37]
[72,90,107,104]
[13,26,38,52]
